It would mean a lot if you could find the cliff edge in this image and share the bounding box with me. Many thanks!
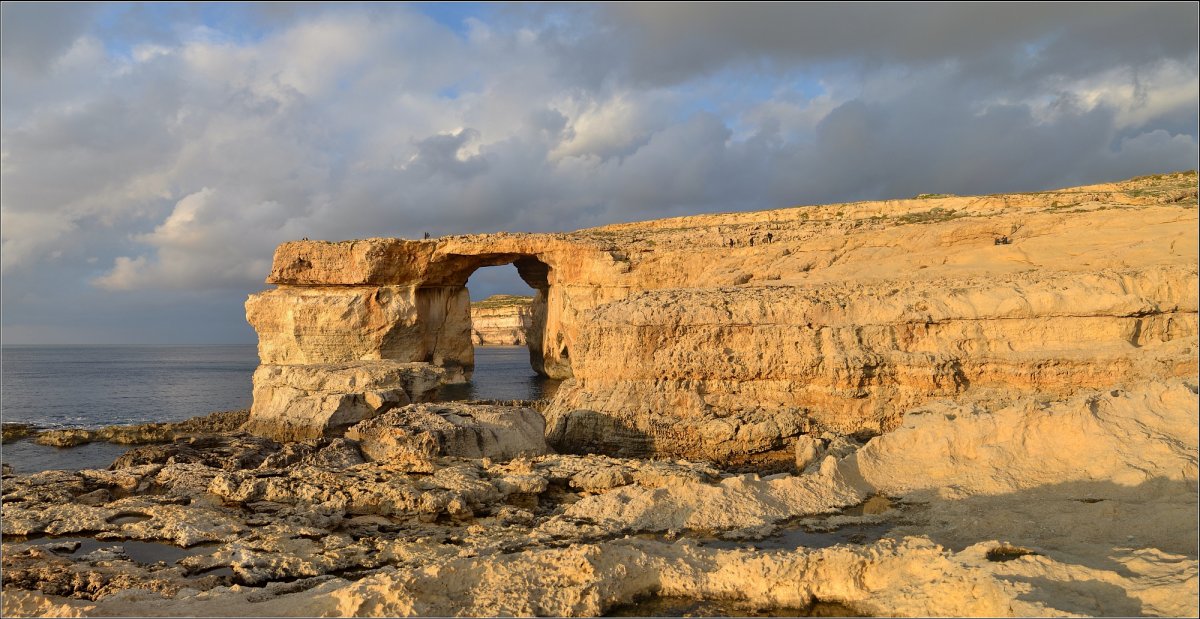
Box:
[471,295,533,346]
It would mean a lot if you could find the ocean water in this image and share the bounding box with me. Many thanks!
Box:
[442,345,561,402]
[1,345,553,473]
[1,346,259,429]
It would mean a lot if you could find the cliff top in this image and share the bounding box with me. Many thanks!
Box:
[265,170,1197,287]
[471,295,534,309]
[576,169,1198,236]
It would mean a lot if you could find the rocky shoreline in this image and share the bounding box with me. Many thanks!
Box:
[3,379,1196,617]
[3,410,251,449]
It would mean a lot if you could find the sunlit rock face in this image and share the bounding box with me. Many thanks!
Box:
[244,173,1199,457]
[470,296,534,346]
[242,362,446,442]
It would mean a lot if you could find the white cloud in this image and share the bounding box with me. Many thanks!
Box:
[550,92,667,161]
[95,187,303,290]
[0,209,78,273]
[92,255,149,290]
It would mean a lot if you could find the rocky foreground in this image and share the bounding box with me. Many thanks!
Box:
[2,379,1196,617]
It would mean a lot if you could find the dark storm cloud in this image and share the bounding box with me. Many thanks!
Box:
[583,3,1197,85]
[408,129,489,179]
[0,2,97,74]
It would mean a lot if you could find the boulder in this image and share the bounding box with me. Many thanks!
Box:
[794,435,823,471]
[244,361,445,442]
[346,403,549,468]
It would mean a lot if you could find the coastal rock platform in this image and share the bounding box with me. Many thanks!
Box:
[1,378,1195,616]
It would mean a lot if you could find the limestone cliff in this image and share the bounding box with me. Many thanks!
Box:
[470,295,533,346]
[245,171,1199,455]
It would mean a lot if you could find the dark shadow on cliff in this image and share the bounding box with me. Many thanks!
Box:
[544,409,658,458]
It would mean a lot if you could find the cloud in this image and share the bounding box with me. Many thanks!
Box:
[581,4,1197,87]
[92,255,149,291]
[92,187,302,290]
[404,129,489,179]
[0,4,1196,342]
[0,2,98,75]
[0,210,78,274]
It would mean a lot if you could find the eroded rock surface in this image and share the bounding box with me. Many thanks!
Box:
[244,362,445,442]
[2,424,38,444]
[30,411,249,448]
[3,378,1196,617]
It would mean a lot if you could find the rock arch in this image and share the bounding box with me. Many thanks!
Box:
[247,240,586,377]
[243,235,621,441]
[411,252,564,379]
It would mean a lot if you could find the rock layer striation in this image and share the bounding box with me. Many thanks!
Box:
[470,295,534,346]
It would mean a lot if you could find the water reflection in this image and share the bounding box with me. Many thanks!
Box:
[438,346,561,402]
[8,536,218,566]
[1,440,130,475]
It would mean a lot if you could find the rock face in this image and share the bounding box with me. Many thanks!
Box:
[845,378,1200,495]
[244,171,1199,459]
[470,295,533,345]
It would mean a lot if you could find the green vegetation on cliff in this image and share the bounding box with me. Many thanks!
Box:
[471,294,534,310]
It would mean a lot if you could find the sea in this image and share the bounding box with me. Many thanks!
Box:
[1,345,557,474]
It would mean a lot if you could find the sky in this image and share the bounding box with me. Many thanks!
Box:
[1,2,1197,345]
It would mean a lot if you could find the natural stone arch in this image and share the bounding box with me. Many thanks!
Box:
[247,236,602,375]
[409,252,566,380]
[244,180,1200,457]
[242,235,619,442]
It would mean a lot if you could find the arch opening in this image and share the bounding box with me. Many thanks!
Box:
[433,258,563,402]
